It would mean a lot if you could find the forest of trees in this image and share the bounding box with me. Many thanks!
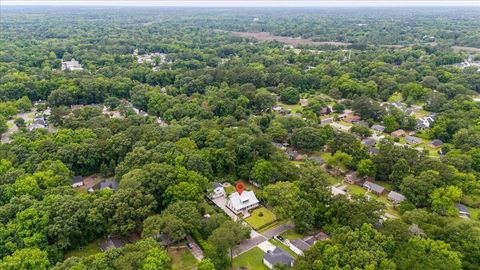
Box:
[0,5,479,270]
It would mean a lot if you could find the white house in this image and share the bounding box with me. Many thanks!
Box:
[61,59,83,71]
[208,182,226,199]
[71,176,84,188]
[226,191,260,214]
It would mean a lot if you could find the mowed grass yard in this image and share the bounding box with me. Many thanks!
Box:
[168,247,197,270]
[64,240,102,259]
[232,247,268,270]
[280,229,305,240]
[244,207,277,230]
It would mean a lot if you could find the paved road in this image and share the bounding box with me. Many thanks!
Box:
[233,223,294,257]
[186,235,204,261]
[233,235,267,257]
[262,223,294,238]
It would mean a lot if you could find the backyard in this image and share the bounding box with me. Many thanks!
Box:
[168,247,197,270]
[64,240,102,259]
[232,247,268,270]
[280,229,305,240]
[244,206,278,230]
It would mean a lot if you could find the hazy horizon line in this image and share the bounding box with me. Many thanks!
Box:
[2,1,479,7]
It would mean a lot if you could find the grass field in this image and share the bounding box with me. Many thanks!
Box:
[168,247,197,270]
[468,207,480,220]
[232,247,268,270]
[277,101,304,113]
[64,240,102,259]
[225,185,235,195]
[245,207,277,230]
[345,183,367,196]
[280,229,305,240]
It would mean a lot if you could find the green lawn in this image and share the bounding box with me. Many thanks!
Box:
[169,247,197,270]
[374,181,393,191]
[64,240,102,259]
[257,221,282,233]
[245,207,278,230]
[280,229,305,240]
[328,175,343,185]
[277,102,303,113]
[225,185,235,195]
[468,207,480,220]
[233,247,267,270]
[345,183,367,196]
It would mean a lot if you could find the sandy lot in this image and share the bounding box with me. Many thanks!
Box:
[230,31,352,47]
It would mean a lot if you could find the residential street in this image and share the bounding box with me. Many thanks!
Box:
[262,223,294,238]
[233,235,266,256]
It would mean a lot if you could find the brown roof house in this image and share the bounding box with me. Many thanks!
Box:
[344,172,362,185]
[344,115,361,123]
[391,129,406,138]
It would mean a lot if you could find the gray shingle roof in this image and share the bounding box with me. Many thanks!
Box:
[406,135,423,144]
[363,181,385,194]
[430,139,443,147]
[95,179,119,191]
[264,247,295,267]
[291,239,310,251]
[454,203,469,213]
[371,125,385,132]
[72,176,83,184]
[388,191,406,203]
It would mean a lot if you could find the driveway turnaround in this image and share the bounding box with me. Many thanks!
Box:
[186,235,204,261]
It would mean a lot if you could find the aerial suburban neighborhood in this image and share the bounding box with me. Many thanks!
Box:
[1,2,479,270]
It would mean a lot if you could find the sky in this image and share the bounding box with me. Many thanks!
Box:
[2,0,479,7]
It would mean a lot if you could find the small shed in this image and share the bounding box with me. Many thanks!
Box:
[429,139,443,148]
[344,172,362,185]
